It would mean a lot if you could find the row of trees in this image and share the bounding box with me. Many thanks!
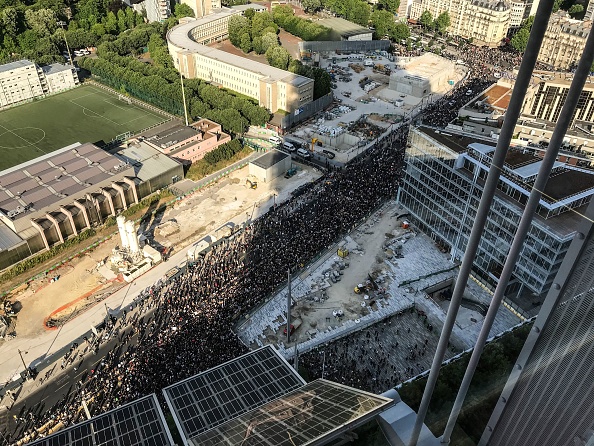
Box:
[228,9,281,54]
[271,5,332,40]
[418,10,451,34]
[203,140,244,164]
[80,25,271,136]
[0,0,150,65]
[370,9,410,40]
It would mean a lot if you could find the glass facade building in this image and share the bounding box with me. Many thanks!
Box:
[398,126,594,301]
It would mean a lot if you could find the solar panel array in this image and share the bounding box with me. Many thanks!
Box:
[189,379,394,446]
[28,394,173,446]
[163,345,305,442]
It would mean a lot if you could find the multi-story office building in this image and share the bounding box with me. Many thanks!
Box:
[0,60,78,107]
[480,197,594,446]
[409,0,511,46]
[398,126,594,302]
[182,0,220,18]
[167,20,314,114]
[538,12,591,70]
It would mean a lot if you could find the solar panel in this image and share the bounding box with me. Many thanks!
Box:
[188,379,394,446]
[163,345,305,443]
[28,394,174,446]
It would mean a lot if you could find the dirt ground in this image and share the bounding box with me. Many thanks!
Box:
[3,164,321,344]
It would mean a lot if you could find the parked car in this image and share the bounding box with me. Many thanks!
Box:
[73,50,84,57]
[296,148,311,158]
[323,149,336,159]
[268,135,282,145]
[81,49,91,55]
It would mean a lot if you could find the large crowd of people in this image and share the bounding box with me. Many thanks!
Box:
[2,39,535,444]
[3,106,408,444]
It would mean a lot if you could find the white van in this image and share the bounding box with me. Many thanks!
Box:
[269,135,282,145]
[296,148,310,158]
[283,142,295,152]
[364,59,374,67]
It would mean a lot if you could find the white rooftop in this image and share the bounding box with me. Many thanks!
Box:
[468,142,496,155]
[0,59,34,74]
[42,63,73,76]
[513,160,564,179]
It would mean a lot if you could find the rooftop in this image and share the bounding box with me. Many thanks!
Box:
[144,123,201,148]
[41,63,73,76]
[231,3,267,11]
[0,59,34,74]
[0,143,131,221]
[394,53,455,81]
[318,17,370,38]
[416,126,594,212]
[113,141,182,182]
[473,84,512,112]
[251,149,290,169]
[168,20,313,87]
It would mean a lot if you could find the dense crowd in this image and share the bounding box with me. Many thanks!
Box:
[4,109,407,444]
[3,40,533,444]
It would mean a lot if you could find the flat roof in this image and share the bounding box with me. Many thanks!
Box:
[544,168,594,201]
[476,83,512,111]
[189,379,394,446]
[146,123,201,148]
[42,63,72,76]
[168,21,313,87]
[394,53,455,81]
[28,394,174,446]
[318,17,370,37]
[0,59,34,74]
[418,127,480,153]
[114,142,182,182]
[163,345,305,443]
[504,149,539,168]
[513,160,564,179]
[468,142,495,155]
[251,149,290,169]
[0,143,131,221]
[231,3,267,10]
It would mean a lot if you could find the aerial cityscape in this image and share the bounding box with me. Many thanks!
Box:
[0,0,592,443]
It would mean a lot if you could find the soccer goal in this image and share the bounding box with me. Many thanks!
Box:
[118,94,132,105]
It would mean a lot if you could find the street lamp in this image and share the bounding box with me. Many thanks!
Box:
[57,21,74,67]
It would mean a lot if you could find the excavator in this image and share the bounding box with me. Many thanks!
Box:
[246,179,258,189]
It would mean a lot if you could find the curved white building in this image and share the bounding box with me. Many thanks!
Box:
[167,17,314,113]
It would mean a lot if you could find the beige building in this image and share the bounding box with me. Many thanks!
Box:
[141,118,231,164]
[509,0,526,27]
[176,9,240,45]
[410,0,510,46]
[0,60,79,107]
[167,20,314,113]
[538,12,591,70]
[182,0,221,18]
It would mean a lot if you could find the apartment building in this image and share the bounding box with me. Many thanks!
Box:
[138,0,170,22]
[509,0,526,27]
[410,0,510,46]
[398,126,594,305]
[0,60,78,108]
[538,12,591,70]
[182,0,221,18]
[167,20,314,114]
[586,0,594,20]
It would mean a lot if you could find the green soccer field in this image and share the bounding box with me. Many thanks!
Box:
[0,84,169,171]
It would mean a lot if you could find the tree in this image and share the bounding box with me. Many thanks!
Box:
[2,7,20,38]
[568,3,583,16]
[265,45,291,70]
[391,22,410,42]
[419,9,433,30]
[379,0,400,14]
[261,31,278,52]
[228,15,250,47]
[510,16,533,52]
[252,36,263,54]
[243,7,255,20]
[239,32,252,53]
[435,11,450,34]
[370,10,394,39]
[174,3,195,17]
[301,0,322,13]
[25,9,58,36]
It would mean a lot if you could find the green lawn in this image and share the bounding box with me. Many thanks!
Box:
[0,84,168,170]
